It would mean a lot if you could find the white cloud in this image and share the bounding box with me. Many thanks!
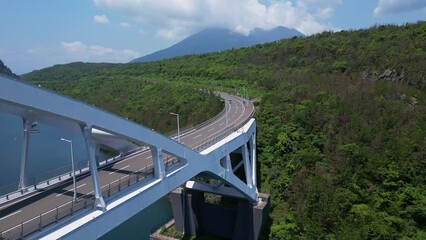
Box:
[93,0,338,39]
[296,0,342,8]
[61,41,139,61]
[315,7,334,19]
[2,41,140,74]
[296,0,341,20]
[119,22,131,28]
[93,14,110,24]
[61,41,112,56]
[14,41,140,73]
[374,0,426,16]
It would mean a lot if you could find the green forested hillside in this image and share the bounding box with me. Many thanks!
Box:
[23,21,426,239]
[0,60,18,78]
[22,62,116,82]
[26,75,222,134]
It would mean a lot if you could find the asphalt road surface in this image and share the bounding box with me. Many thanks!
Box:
[0,92,254,237]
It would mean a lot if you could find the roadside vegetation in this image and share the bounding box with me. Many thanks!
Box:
[21,21,426,239]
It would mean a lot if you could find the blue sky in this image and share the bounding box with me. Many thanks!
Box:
[1,0,425,74]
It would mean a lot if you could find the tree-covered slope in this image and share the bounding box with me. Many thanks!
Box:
[21,62,117,82]
[23,21,426,239]
[0,59,18,78]
[24,72,223,134]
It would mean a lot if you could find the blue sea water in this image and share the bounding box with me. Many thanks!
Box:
[0,112,88,189]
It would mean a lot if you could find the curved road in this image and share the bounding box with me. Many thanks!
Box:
[0,92,254,238]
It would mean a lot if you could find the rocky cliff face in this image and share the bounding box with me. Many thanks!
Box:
[362,69,405,83]
[362,69,426,89]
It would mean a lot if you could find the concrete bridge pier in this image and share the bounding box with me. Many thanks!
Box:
[170,187,270,240]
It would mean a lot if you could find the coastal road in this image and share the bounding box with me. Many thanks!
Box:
[0,93,254,237]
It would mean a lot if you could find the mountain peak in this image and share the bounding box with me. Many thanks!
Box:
[131,27,304,63]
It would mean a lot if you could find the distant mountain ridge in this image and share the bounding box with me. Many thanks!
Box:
[131,26,304,62]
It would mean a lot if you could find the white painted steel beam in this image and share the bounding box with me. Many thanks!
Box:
[18,118,32,190]
[250,132,257,188]
[242,143,253,188]
[82,125,106,210]
[151,147,165,179]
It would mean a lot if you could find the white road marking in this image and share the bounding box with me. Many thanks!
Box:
[56,183,87,197]
[208,128,215,132]
[0,210,22,220]
[219,122,224,126]
[58,201,71,208]
[194,134,202,139]
[89,163,155,195]
[109,165,130,175]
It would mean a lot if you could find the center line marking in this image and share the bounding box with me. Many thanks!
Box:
[194,134,202,139]
[0,210,22,221]
[56,183,87,197]
[109,165,130,175]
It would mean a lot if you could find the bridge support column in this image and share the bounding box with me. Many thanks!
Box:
[249,132,257,189]
[18,118,33,190]
[95,143,101,165]
[226,154,232,172]
[151,146,165,179]
[242,143,253,188]
[170,188,270,240]
[82,125,106,210]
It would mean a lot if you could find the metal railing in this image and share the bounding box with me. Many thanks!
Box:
[0,160,89,198]
[0,161,159,240]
